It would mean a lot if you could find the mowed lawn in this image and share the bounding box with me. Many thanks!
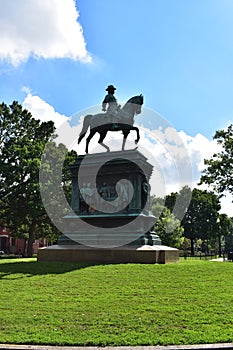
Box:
[0,258,233,346]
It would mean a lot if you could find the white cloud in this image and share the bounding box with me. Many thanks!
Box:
[22,92,86,152]
[0,0,91,66]
[178,131,220,172]
[23,93,69,128]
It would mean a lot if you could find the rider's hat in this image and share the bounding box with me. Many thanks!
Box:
[106,85,116,91]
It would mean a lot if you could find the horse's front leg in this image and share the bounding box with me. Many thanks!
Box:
[98,131,110,152]
[132,126,140,144]
[99,142,110,152]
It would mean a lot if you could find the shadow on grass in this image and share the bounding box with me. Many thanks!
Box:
[0,259,94,278]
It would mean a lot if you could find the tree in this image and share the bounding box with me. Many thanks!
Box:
[165,186,192,221]
[225,218,233,253]
[150,197,183,248]
[165,188,224,255]
[0,101,77,256]
[39,141,77,242]
[217,214,232,256]
[200,124,233,197]
[180,188,221,255]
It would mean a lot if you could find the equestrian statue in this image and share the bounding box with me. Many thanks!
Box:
[78,85,143,153]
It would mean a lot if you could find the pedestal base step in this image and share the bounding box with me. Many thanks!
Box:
[37,244,179,264]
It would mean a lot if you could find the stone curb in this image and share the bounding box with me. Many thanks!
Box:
[0,344,233,350]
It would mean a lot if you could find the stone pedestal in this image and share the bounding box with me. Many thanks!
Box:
[38,150,179,264]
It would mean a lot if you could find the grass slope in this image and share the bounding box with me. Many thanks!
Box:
[0,258,233,346]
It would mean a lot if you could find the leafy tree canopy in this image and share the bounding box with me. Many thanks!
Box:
[200,124,233,196]
[150,197,183,248]
[165,187,227,255]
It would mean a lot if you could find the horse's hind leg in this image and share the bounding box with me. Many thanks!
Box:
[98,131,110,152]
[85,129,96,153]
[122,131,129,151]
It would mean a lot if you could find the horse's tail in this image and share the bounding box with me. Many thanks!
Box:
[78,114,92,144]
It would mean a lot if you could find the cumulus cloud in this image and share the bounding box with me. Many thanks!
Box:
[0,0,91,66]
[23,92,70,128]
[178,131,220,172]
[22,92,86,152]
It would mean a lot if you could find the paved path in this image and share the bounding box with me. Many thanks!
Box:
[0,344,233,350]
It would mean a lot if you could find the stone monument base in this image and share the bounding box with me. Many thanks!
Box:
[37,244,179,264]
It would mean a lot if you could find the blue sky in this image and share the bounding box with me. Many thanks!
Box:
[0,0,232,215]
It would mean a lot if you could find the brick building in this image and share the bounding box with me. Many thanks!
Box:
[0,225,46,256]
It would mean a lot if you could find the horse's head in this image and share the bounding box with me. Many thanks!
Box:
[124,94,144,115]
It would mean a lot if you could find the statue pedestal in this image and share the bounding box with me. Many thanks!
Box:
[38,150,179,264]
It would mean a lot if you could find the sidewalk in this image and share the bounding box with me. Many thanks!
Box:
[210,257,228,262]
[1,343,233,350]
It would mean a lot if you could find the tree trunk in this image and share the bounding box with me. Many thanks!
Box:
[27,219,37,257]
[190,238,195,256]
[218,233,222,257]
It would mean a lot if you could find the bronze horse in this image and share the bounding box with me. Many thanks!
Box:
[78,95,143,153]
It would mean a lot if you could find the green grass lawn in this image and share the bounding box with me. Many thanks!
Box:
[0,258,233,346]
